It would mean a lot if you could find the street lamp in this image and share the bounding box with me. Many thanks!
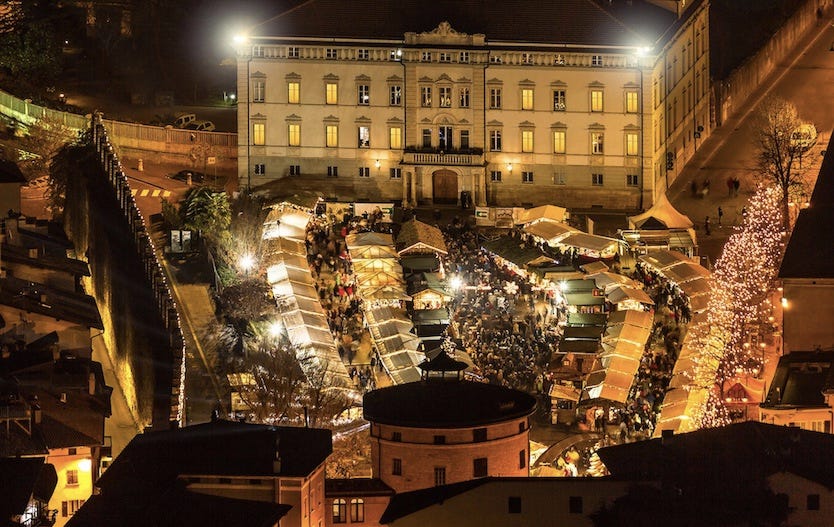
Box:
[239,253,256,274]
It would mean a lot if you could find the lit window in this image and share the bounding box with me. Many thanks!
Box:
[66,469,79,486]
[489,130,502,152]
[358,49,370,60]
[358,85,369,105]
[553,89,566,111]
[591,132,604,154]
[591,89,603,112]
[434,467,446,487]
[439,86,452,107]
[332,498,346,523]
[350,499,365,522]
[390,85,402,106]
[459,51,470,63]
[326,125,338,147]
[553,130,566,154]
[490,171,502,182]
[521,88,534,110]
[626,132,639,156]
[389,127,402,149]
[490,88,502,109]
[358,126,370,148]
[326,48,337,60]
[253,79,265,103]
[326,83,338,104]
[522,171,534,183]
[554,54,565,65]
[592,173,604,186]
[459,87,470,108]
[288,82,300,104]
[627,174,639,187]
[421,86,432,107]
[522,130,534,152]
[626,91,639,113]
[390,168,402,179]
[288,124,300,146]
[253,123,265,145]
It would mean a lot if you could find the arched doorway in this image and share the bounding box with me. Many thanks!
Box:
[432,169,458,204]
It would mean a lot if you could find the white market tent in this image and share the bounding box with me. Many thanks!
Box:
[580,261,609,274]
[366,306,424,384]
[606,309,653,329]
[628,193,694,230]
[606,285,655,307]
[624,194,697,256]
[522,220,577,244]
[585,271,640,292]
[638,250,711,314]
[517,204,568,225]
[558,232,622,258]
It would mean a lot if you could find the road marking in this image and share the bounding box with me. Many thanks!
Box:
[131,189,172,197]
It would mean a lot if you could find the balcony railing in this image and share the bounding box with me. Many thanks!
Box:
[402,147,484,166]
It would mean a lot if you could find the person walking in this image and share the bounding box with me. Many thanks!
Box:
[717,206,723,226]
[704,215,711,236]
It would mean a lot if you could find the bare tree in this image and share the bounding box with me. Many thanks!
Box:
[235,342,308,425]
[753,97,810,230]
[300,356,353,428]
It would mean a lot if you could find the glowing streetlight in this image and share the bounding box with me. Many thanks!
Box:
[233,34,249,45]
[239,253,256,273]
[450,275,463,290]
[268,321,283,337]
[79,458,92,472]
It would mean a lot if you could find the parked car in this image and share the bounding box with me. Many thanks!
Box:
[183,120,216,132]
[170,170,205,184]
[173,113,197,128]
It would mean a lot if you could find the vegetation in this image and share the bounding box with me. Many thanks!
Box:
[181,186,231,242]
[0,1,67,86]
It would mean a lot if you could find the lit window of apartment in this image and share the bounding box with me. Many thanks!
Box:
[288,82,300,104]
[439,86,452,107]
[66,469,79,486]
[554,54,565,65]
[357,84,369,105]
[591,132,604,154]
[553,130,566,154]
[627,174,639,187]
[358,167,370,178]
[490,55,502,64]
[288,124,300,146]
[357,49,370,60]
[326,48,337,59]
[288,46,299,58]
[389,127,402,149]
[591,55,603,66]
[626,132,639,156]
[522,171,534,183]
[390,49,402,61]
[489,88,502,109]
[490,170,502,182]
[460,130,470,149]
[253,123,265,145]
[626,91,639,113]
[358,126,370,148]
[459,51,470,63]
[390,168,402,179]
[327,165,338,177]
[459,87,470,108]
[521,88,534,110]
[521,130,534,152]
[434,467,446,486]
[350,499,365,522]
[553,89,566,111]
[421,51,432,62]
[254,163,265,175]
[422,129,432,148]
[590,89,603,112]
[439,52,451,62]
[489,130,502,152]
[253,79,265,103]
[421,86,432,107]
[326,83,338,104]
[333,499,346,523]
[390,85,402,106]
[438,127,453,150]
[326,125,338,147]
[592,173,604,186]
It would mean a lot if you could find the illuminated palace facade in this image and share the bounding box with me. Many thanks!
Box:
[236,0,709,210]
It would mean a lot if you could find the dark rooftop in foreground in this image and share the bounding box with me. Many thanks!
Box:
[0,275,103,329]
[252,0,676,48]
[363,379,536,428]
[325,478,395,497]
[761,350,834,408]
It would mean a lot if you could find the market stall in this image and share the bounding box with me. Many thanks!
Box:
[621,194,697,257]
[396,218,448,256]
[365,306,424,384]
[516,204,568,225]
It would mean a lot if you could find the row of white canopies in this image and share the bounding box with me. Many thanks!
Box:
[262,204,353,389]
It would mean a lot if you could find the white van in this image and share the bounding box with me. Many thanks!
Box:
[173,113,197,128]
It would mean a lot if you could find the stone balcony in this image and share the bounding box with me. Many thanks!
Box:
[402,148,485,166]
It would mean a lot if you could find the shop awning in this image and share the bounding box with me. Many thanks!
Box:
[585,271,640,291]
[638,250,692,271]
[522,221,576,244]
[606,309,653,329]
[558,232,622,255]
[606,286,655,306]
[548,383,581,402]
[517,204,568,225]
